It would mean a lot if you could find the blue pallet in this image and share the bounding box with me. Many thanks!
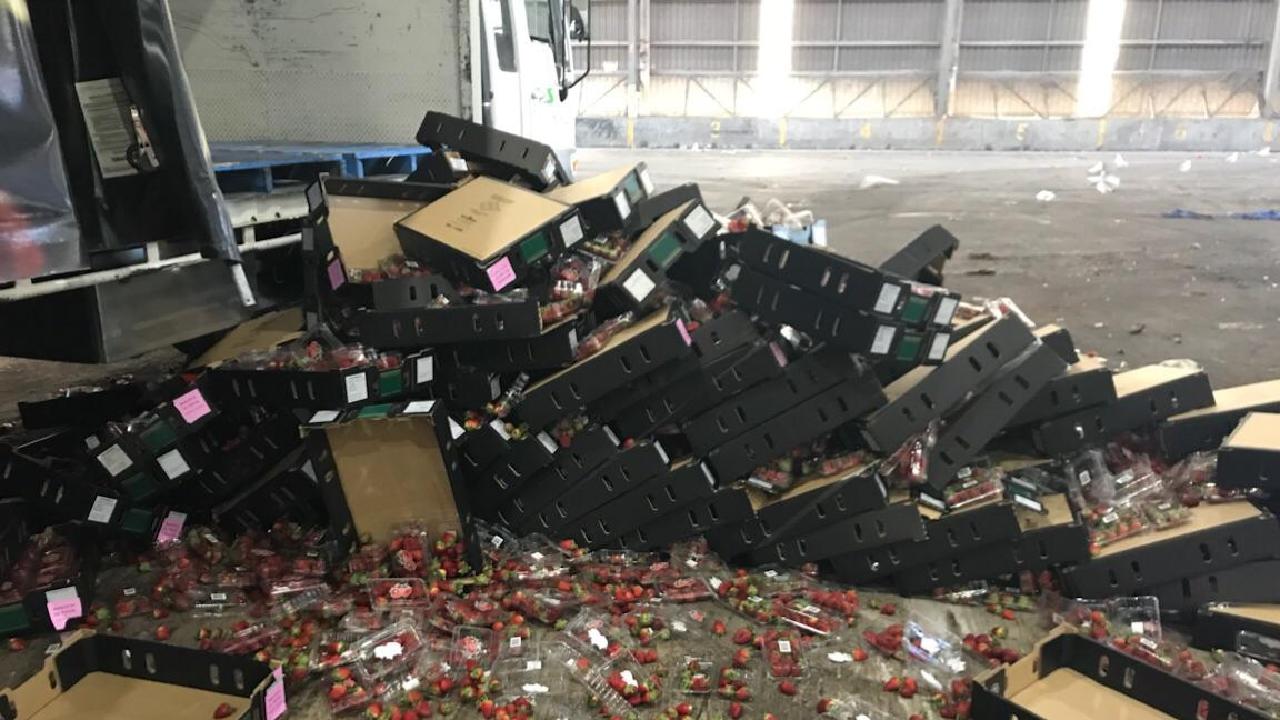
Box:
[211,143,434,193]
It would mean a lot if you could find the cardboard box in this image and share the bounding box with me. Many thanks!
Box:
[438,365,502,411]
[351,296,545,348]
[683,349,858,456]
[748,503,926,567]
[544,164,653,236]
[725,263,919,360]
[705,366,886,484]
[0,524,97,638]
[971,631,1265,720]
[1007,356,1116,428]
[534,441,672,535]
[611,339,787,441]
[924,343,1068,491]
[887,494,1090,593]
[0,631,276,720]
[494,426,621,529]
[1059,502,1280,599]
[860,315,1037,453]
[466,432,562,511]
[629,183,702,236]
[561,460,718,548]
[301,402,481,570]
[395,176,583,293]
[212,448,328,535]
[617,488,755,552]
[736,229,959,328]
[828,500,1022,585]
[879,225,959,286]
[513,307,695,431]
[416,111,569,190]
[595,200,720,314]
[320,177,450,276]
[1191,603,1280,653]
[1210,412,1280,489]
[176,411,301,509]
[706,465,887,561]
[1156,380,1280,460]
[1035,324,1079,364]
[440,314,589,373]
[1034,365,1215,456]
[1147,559,1280,616]
[208,360,418,412]
[17,381,147,431]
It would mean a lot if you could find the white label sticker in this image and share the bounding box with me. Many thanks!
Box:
[449,156,469,173]
[123,588,137,597]
[623,269,657,302]
[920,637,941,655]
[870,325,896,355]
[709,577,722,590]
[777,640,792,654]
[1078,470,1092,485]
[403,401,437,415]
[561,215,585,247]
[1013,494,1043,511]
[928,333,951,361]
[811,220,828,247]
[415,356,434,385]
[97,444,132,478]
[1131,621,1145,634]
[300,461,318,482]
[157,449,190,480]
[653,441,669,464]
[522,683,549,694]
[211,592,229,602]
[1102,511,1119,524]
[88,496,118,524]
[489,375,502,400]
[672,620,688,633]
[373,641,404,660]
[619,670,637,687]
[827,651,852,663]
[344,373,369,404]
[538,432,558,454]
[934,296,960,325]
[75,78,140,179]
[85,436,100,451]
[588,628,608,650]
[874,283,903,314]
[491,419,511,441]
[309,410,341,425]
[530,551,545,561]
[683,205,716,239]
[510,636,522,649]
[764,570,779,578]
[568,328,580,354]
[526,660,542,671]
[613,192,631,220]
[638,168,654,194]
[491,535,504,548]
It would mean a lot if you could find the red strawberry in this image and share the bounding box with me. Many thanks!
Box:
[676,702,693,716]
[732,628,753,645]
[883,676,901,692]
[8,638,26,652]
[711,619,727,636]
[154,626,171,642]
[778,680,797,696]
[734,686,751,702]
[728,701,743,719]
[852,647,868,662]
[212,703,235,719]
[816,698,832,713]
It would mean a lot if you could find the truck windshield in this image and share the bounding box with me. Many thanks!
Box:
[525,0,552,42]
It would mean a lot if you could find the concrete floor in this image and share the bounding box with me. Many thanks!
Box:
[2,150,1278,421]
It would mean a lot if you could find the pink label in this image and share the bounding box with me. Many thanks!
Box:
[676,319,692,346]
[486,257,517,291]
[156,511,186,546]
[265,667,287,720]
[327,258,346,290]
[173,389,212,425]
[769,342,789,368]
[46,589,82,631]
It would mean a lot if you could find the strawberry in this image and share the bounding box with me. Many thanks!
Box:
[676,702,693,716]
[212,703,235,719]
[734,686,751,702]
[7,638,26,652]
[851,647,868,662]
[154,626,171,642]
[816,698,832,713]
[728,701,743,719]
[711,619,727,636]
[732,628,753,645]
[1000,609,1016,621]
[882,676,901,692]
[778,680,797,696]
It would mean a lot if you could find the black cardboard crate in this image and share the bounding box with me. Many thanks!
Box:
[1191,603,1280,652]
[971,632,1266,720]
[212,448,328,534]
[0,524,98,638]
[1147,560,1280,616]
[208,365,392,411]
[0,631,277,720]
[860,315,1037,453]
[612,340,787,441]
[736,230,904,317]
[706,367,886,484]
[302,402,482,571]
[828,501,1022,584]
[618,488,755,552]
[683,349,857,456]
[1059,503,1280,599]
[563,461,718,548]
[1210,412,1280,490]
[494,425,621,529]
[1034,324,1079,364]
[629,183,701,235]
[726,263,906,358]
[544,163,654,237]
[595,199,721,313]
[417,111,569,190]
[396,176,584,293]
[351,297,544,348]
[1007,357,1116,428]
[177,411,302,509]
[749,502,925,567]
[1157,380,1280,460]
[440,366,503,411]
[468,432,562,508]
[514,307,694,431]
[1034,365,1215,456]
[879,224,959,286]
[18,380,147,430]
[534,441,672,535]
[705,375,885,485]
[458,421,512,475]
[707,466,888,561]
[443,314,589,373]
[924,343,1068,492]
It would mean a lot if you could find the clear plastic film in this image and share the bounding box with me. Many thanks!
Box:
[0,0,83,282]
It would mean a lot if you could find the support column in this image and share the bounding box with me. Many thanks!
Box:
[627,0,639,144]
[935,0,963,117]
[638,0,651,89]
[1266,0,1280,117]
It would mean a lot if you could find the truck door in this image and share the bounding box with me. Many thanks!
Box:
[480,0,524,136]
[515,0,576,158]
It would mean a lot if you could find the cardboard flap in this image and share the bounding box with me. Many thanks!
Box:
[602,203,692,285]
[192,308,304,368]
[396,177,570,262]
[545,165,634,204]
[1093,501,1264,558]
[1224,412,1280,451]
[328,194,430,271]
[1112,365,1201,397]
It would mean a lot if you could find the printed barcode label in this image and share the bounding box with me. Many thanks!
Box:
[613,192,631,220]
[345,373,369,404]
[623,269,656,302]
[561,216,585,247]
[76,78,139,178]
[777,640,792,653]
[415,356,434,385]
[874,283,902,314]
[934,296,960,325]
[638,168,655,194]
[88,496,117,524]
[683,205,716,239]
[158,449,190,480]
[870,325,896,355]
[97,444,132,477]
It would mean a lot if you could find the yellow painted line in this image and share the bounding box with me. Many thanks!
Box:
[1266,122,1275,143]
[935,118,946,146]
[859,122,872,139]
[626,117,635,148]
[1096,119,1107,149]
[778,117,788,148]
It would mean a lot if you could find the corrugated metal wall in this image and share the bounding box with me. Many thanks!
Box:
[575,0,1277,119]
